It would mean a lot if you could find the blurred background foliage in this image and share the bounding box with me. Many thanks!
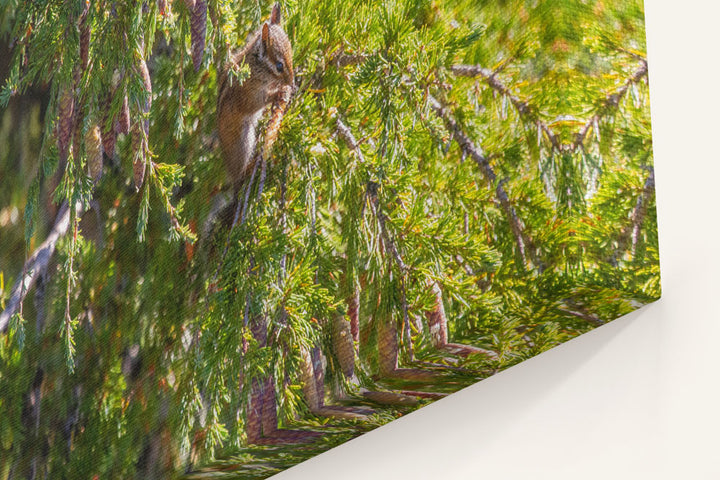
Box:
[0,0,658,478]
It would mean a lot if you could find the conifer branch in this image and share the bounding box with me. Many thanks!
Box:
[336,118,407,272]
[451,60,649,152]
[451,64,560,150]
[366,183,409,273]
[574,60,649,150]
[1,201,84,333]
[331,51,369,68]
[427,95,535,268]
[336,117,416,365]
[557,306,604,327]
[335,117,366,165]
[451,64,532,115]
[613,166,656,261]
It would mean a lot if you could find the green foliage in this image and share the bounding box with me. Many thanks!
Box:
[0,0,658,478]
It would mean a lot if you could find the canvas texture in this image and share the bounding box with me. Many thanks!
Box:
[0,1,659,478]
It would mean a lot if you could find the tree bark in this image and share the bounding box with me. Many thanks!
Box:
[298,346,369,420]
[376,308,440,382]
[424,280,498,359]
[332,315,356,379]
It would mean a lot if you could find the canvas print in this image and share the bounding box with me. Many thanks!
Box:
[0,0,659,478]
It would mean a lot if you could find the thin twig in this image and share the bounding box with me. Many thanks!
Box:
[629,167,656,255]
[331,52,369,68]
[453,254,491,291]
[335,118,366,165]
[451,64,532,116]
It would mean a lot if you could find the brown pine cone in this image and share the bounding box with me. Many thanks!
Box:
[85,124,103,183]
[190,0,207,72]
[57,86,75,164]
[332,315,356,378]
[137,57,152,130]
[116,92,130,135]
[79,0,90,70]
[100,90,117,157]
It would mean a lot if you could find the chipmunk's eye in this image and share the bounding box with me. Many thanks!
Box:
[275,61,284,73]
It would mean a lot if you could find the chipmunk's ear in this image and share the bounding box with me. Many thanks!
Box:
[270,2,282,25]
[261,22,271,53]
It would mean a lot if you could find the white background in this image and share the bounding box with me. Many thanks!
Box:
[276,1,720,478]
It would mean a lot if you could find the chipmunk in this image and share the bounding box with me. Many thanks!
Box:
[217,3,294,192]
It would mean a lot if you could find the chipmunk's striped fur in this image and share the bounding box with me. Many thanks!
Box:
[217,3,294,191]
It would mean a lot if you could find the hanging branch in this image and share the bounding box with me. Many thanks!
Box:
[451,59,649,153]
[337,118,498,371]
[337,118,412,353]
[613,166,656,261]
[337,118,409,272]
[365,186,414,358]
[573,60,648,150]
[132,36,153,192]
[336,118,443,382]
[366,182,409,273]
[1,201,84,333]
[427,95,535,268]
[400,276,414,361]
[451,64,561,150]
